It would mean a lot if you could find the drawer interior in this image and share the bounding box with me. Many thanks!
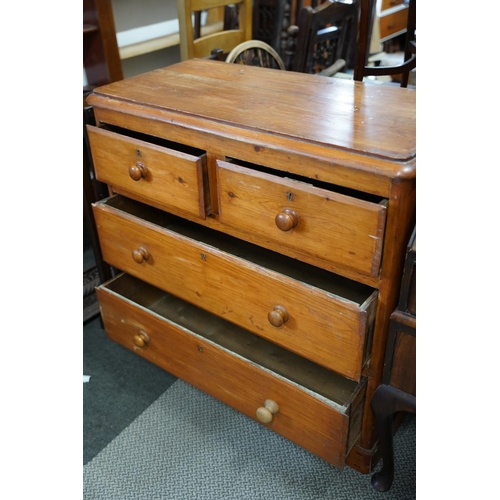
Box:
[105,273,363,409]
[225,158,386,205]
[102,195,376,307]
[97,123,206,158]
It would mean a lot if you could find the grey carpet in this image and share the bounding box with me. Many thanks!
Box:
[84,380,416,499]
[83,316,178,465]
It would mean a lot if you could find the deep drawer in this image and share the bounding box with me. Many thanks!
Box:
[96,273,367,468]
[93,195,378,381]
[87,125,208,219]
[217,160,387,282]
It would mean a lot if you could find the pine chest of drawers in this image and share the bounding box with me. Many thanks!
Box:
[87,59,416,472]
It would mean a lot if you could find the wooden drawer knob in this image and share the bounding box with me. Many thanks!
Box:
[132,246,149,263]
[133,330,150,348]
[129,162,148,181]
[256,399,279,423]
[268,305,289,327]
[275,208,299,231]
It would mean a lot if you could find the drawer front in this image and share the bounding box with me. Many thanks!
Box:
[217,161,387,280]
[380,7,409,40]
[87,125,207,219]
[96,275,366,467]
[93,199,376,381]
[381,0,405,11]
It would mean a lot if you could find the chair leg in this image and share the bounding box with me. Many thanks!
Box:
[370,384,416,492]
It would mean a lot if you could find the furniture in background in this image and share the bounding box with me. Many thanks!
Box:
[252,0,288,55]
[354,0,415,86]
[286,0,358,74]
[371,226,416,491]
[253,0,308,60]
[83,0,121,321]
[177,0,252,61]
[225,40,286,69]
[83,0,123,91]
[378,0,411,45]
[177,0,297,65]
[83,101,114,322]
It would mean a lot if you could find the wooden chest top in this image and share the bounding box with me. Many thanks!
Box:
[88,59,415,178]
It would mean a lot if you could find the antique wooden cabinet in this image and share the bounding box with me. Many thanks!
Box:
[87,59,415,472]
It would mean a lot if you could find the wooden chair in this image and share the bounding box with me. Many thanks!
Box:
[225,40,286,69]
[287,0,358,76]
[252,0,289,55]
[370,226,416,492]
[354,0,416,87]
[177,0,252,61]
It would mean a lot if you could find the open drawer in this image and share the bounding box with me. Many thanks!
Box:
[217,160,387,283]
[87,124,209,219]
[96,273,367,468]
[93,195,378,381]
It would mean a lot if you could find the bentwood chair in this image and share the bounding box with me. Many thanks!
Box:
[354,0,416,87]
[226,0,356,75]
[225,40,286,70]
[177,0,252,61]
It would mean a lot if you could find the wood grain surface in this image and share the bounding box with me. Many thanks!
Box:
[88,125,208,219]
[94,197,377,380]
[89,60,415,162]
[217,160,387,279]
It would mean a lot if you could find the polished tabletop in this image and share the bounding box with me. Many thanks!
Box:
[90,59,416,163]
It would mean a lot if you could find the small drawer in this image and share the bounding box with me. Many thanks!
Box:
[87,125,208,219]
[93,195,378,381]
[380,7,409,41]
[96,273,367,468]
[217,160,387,281]
[381,0,405,11]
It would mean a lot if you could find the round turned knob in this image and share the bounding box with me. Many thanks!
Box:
[132,246,149,263]
[129,162,148,181]
[275,208,299,231]
[268,305,289,327]
[133,330,150,348]
[256,399,279,424]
